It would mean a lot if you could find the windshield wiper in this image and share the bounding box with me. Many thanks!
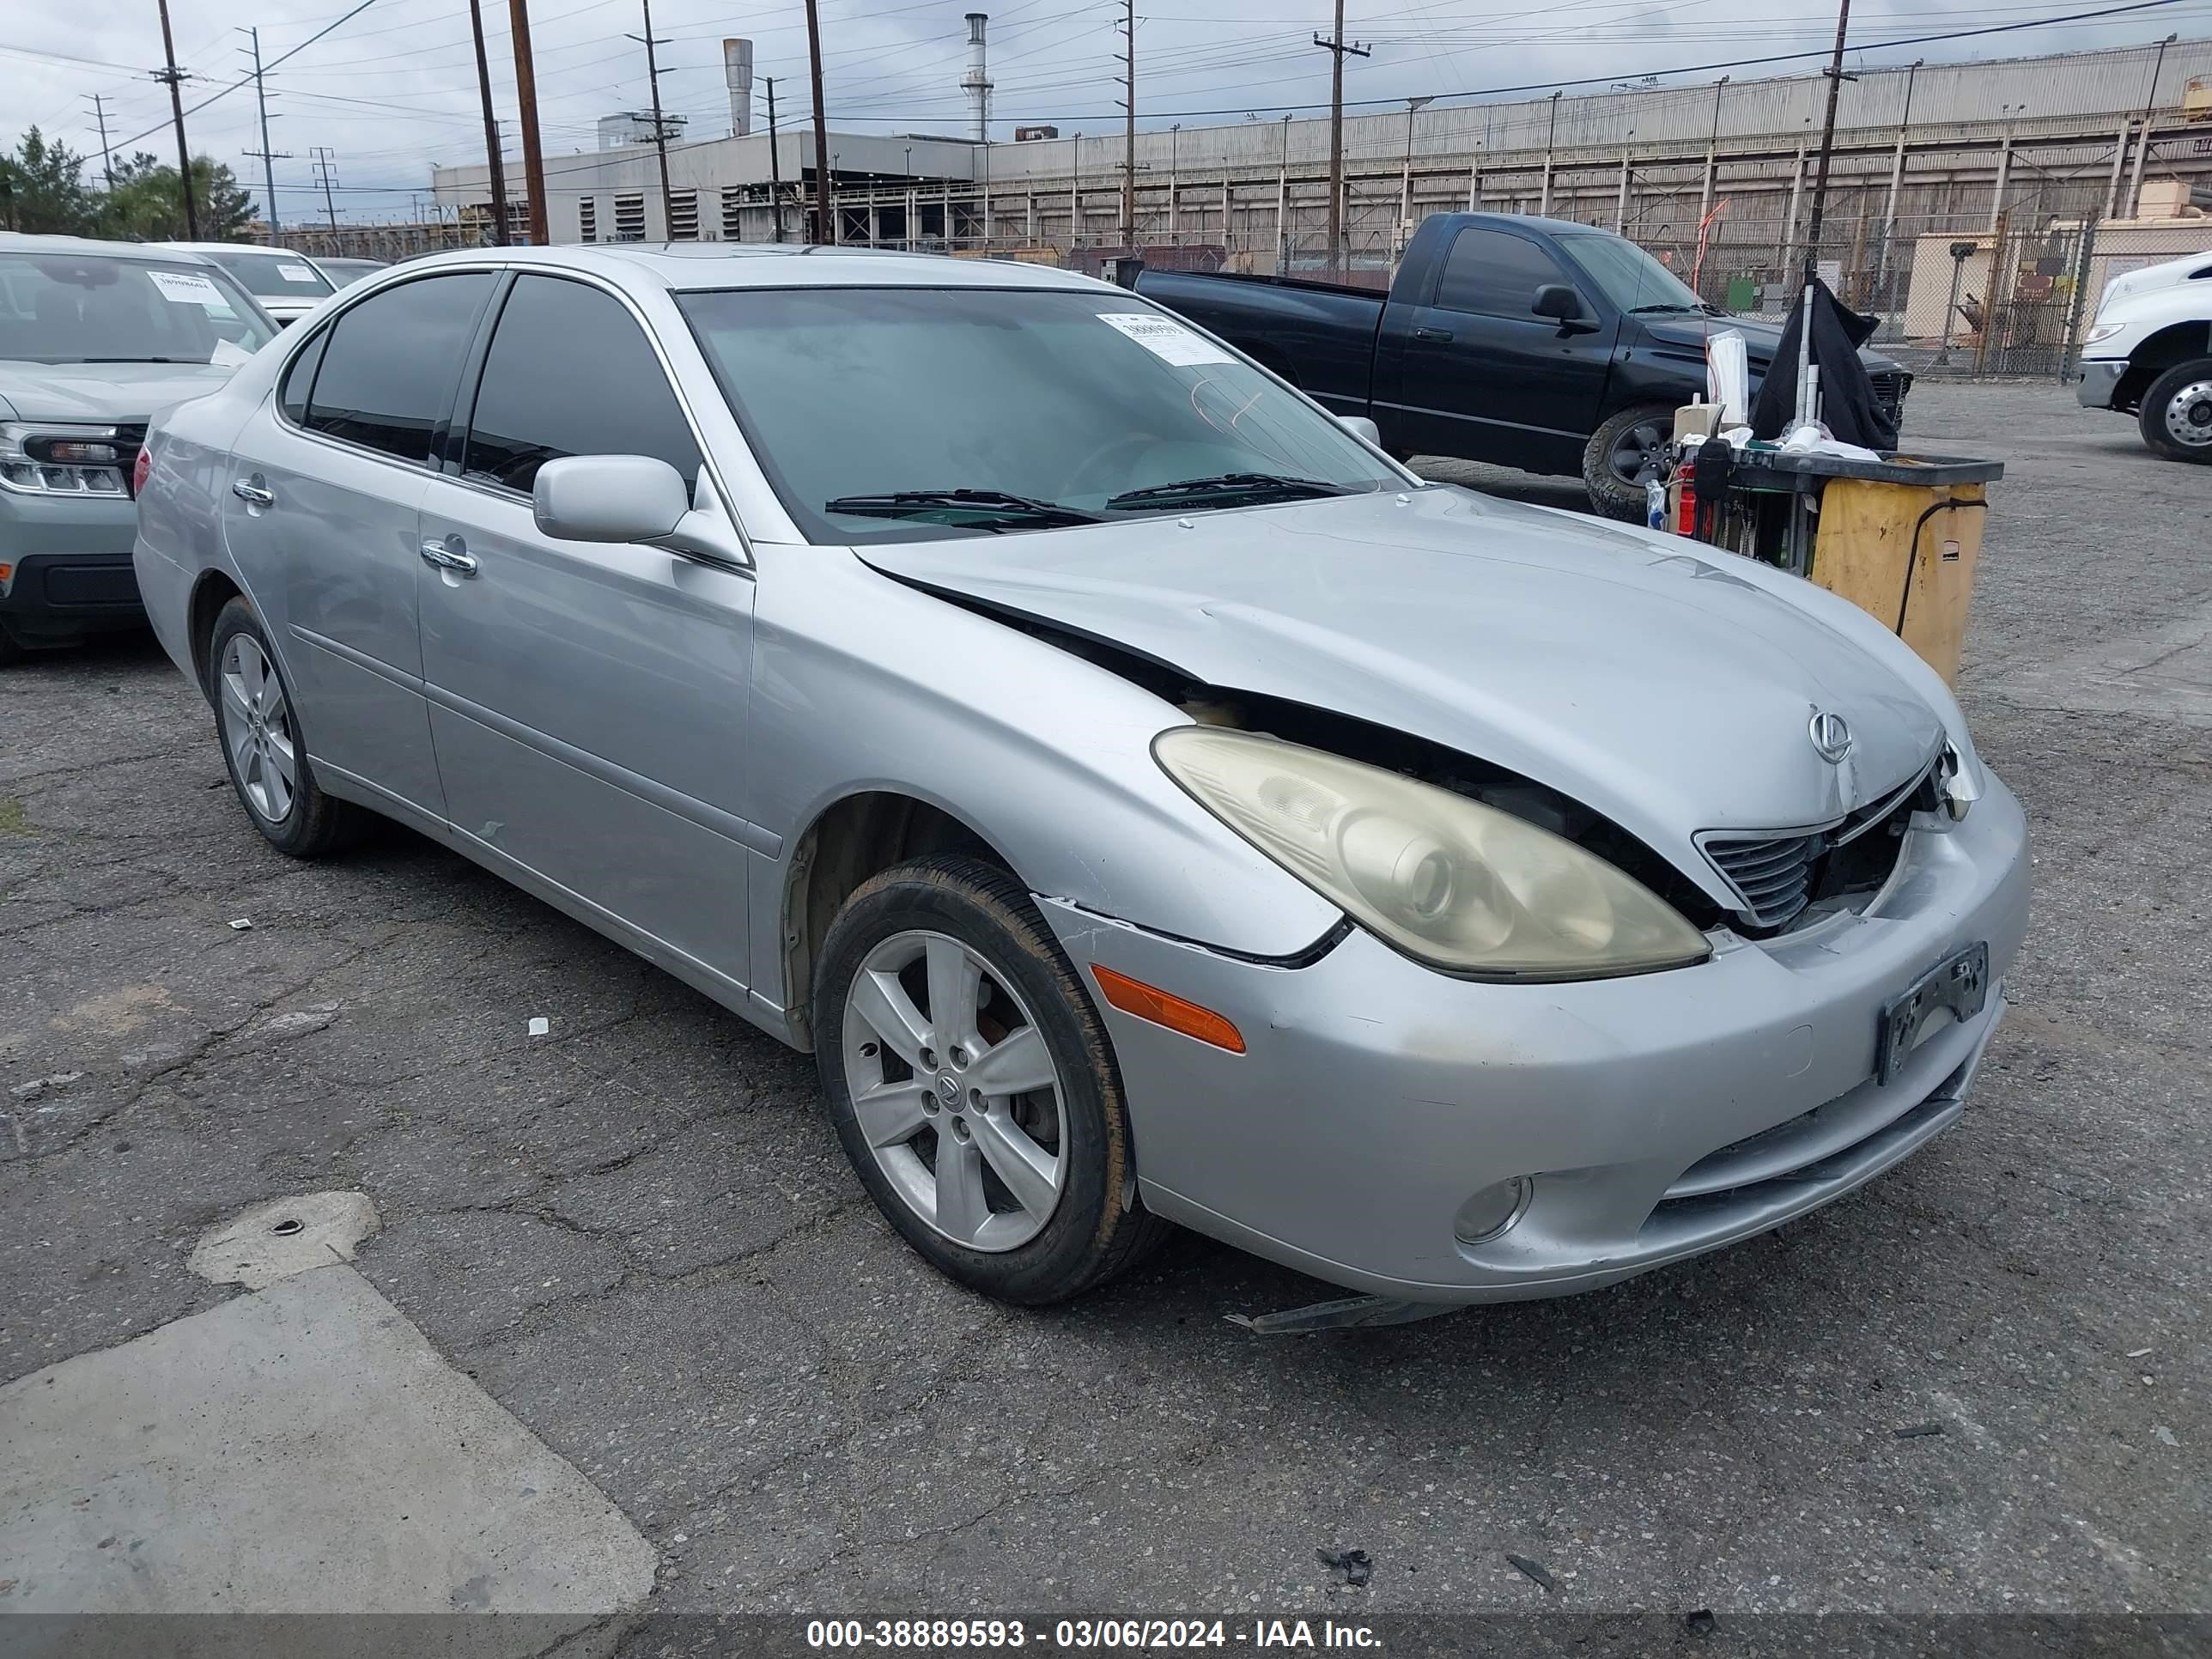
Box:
[1626,303,1698,315]
[73,356,191,363]
[1105,471,1354,509]
[823,488,1102,531]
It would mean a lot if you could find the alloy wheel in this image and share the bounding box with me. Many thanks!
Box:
[840,929,1067,1252]
[2162,380,2212,449]
[1609,420,1668,484]
[218,634,298,823]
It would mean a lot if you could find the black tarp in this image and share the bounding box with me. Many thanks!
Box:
[1749,277,1898,451]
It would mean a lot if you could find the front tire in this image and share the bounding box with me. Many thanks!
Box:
[1583,403,1674,520]
[813,854,1170,1304]
[2139,358,2212,464]
[208,597,366,858]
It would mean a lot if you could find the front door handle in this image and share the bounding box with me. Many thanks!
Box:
[419,536,479,576]
[231,477,275,507]
[1413,325,1454,343]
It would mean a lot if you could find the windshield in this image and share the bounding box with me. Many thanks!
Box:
[1557,234,1711,314]
[316,259,385,289]
[0,252,276,365]
[204,249,335,300]
[678,286,1402,542]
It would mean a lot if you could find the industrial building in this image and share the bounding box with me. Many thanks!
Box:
[425,33,2212,335]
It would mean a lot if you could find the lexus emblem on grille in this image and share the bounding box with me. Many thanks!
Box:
[1809,711,1854,764]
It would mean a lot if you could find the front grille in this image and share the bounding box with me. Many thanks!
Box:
[114,423,147,496]
[1698,758,1936,934]
[1702,832,1821,928]
[1869,370,1910,427]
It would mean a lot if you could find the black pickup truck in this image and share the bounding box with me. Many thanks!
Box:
[1136,212,1911,517]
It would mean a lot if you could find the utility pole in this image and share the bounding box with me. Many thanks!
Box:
[467,0,511,244]
[1117,0,1136,243]
[1795,0,1852,431]
[507,0,550,245]
[1312,0,1368,276]
[153,0,200,239]
[313,146,340,235]
[629,0,675,234]
[804,0,833,243]
[240,28,289,237]
[2124,33,2176,219]
[766,76,785,243]
[86,95,116,191]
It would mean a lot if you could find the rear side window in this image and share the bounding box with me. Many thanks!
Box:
[460,275,702,493]
[1434,228,1573,319]
[279,329,328,423]
[304,273,495,465]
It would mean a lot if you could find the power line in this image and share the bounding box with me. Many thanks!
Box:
[102,0,380,157]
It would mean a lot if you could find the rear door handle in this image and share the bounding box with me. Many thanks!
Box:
[419,536,479,576]
[231,477,275,507]
[1413,325,1454,342]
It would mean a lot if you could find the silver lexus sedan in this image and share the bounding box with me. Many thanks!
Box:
[132,245,2029,1316]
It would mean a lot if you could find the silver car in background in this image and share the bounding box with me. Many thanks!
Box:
[133,246,2029,1312]
[160,242,337,327]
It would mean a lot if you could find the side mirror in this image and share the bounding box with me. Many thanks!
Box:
[1336,414,1382,447]
[533,454,691,544]
[1531,283,1588,324]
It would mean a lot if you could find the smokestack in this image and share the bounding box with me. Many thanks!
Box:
[961,13,992,144]
[723,37,754,137]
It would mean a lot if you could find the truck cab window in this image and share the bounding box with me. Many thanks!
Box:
[1434,228,1575,320]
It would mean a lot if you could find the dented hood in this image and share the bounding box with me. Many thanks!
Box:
[855,486,1946,900]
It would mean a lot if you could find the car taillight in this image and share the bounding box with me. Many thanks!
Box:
[132,445,154,495]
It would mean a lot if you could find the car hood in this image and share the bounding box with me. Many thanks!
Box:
[856,486,1945,902]
[0,359,241,424]
[2098,247,2212,311]
[1642,313,1903,376]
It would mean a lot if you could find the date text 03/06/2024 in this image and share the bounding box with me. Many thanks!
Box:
[805,1619,1383,1649]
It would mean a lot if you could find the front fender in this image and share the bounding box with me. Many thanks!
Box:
[744,545,1342,989]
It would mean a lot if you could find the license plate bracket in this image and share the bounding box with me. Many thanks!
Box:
[1877,941,1990,1085]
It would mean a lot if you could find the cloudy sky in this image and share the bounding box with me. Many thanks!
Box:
[4,0,2204,222]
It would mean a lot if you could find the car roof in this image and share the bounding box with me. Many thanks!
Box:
[391,241,1114,295]
[159,241,289,256]
[0,233,223,264]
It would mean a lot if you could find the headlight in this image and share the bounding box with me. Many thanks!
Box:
[2080,323,2124,348]
[0,422,131,497]
[1154,727,1711,979]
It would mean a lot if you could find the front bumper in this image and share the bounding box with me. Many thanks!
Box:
[2076,359,2125,409]
[1045,772,2030,1304]
[1,490,146,647]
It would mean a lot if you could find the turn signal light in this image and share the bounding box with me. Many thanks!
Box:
[132,446,154,495]
[1089,965,1246,1054]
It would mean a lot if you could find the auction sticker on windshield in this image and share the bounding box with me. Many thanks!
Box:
[1098,311,1237,368]
[277,264,320,283]
[147,270,228,307]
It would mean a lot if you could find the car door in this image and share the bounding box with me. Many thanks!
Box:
[1382,225,1617,473]
[416,270,761,990]
[221,270,497,819]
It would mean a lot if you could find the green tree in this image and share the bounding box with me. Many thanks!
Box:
[0,128,96,234]
[97,153,259,242]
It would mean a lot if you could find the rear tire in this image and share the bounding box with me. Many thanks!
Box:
[1583,403,1674,520]
[813,853,1171,1304]
[2138,358,2212,464]
[208,597,367,858]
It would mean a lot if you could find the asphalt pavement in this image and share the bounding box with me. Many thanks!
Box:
[2,383,2206,1625]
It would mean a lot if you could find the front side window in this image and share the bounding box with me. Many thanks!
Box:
[460,276,702,494]
[0,252,275,364]
[303,273,495,465]
[205,249,336,301]
[678,286,1400,544]
[1434,228,1576,319]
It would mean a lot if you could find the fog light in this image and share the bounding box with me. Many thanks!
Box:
[1453,1176,1532,1244]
